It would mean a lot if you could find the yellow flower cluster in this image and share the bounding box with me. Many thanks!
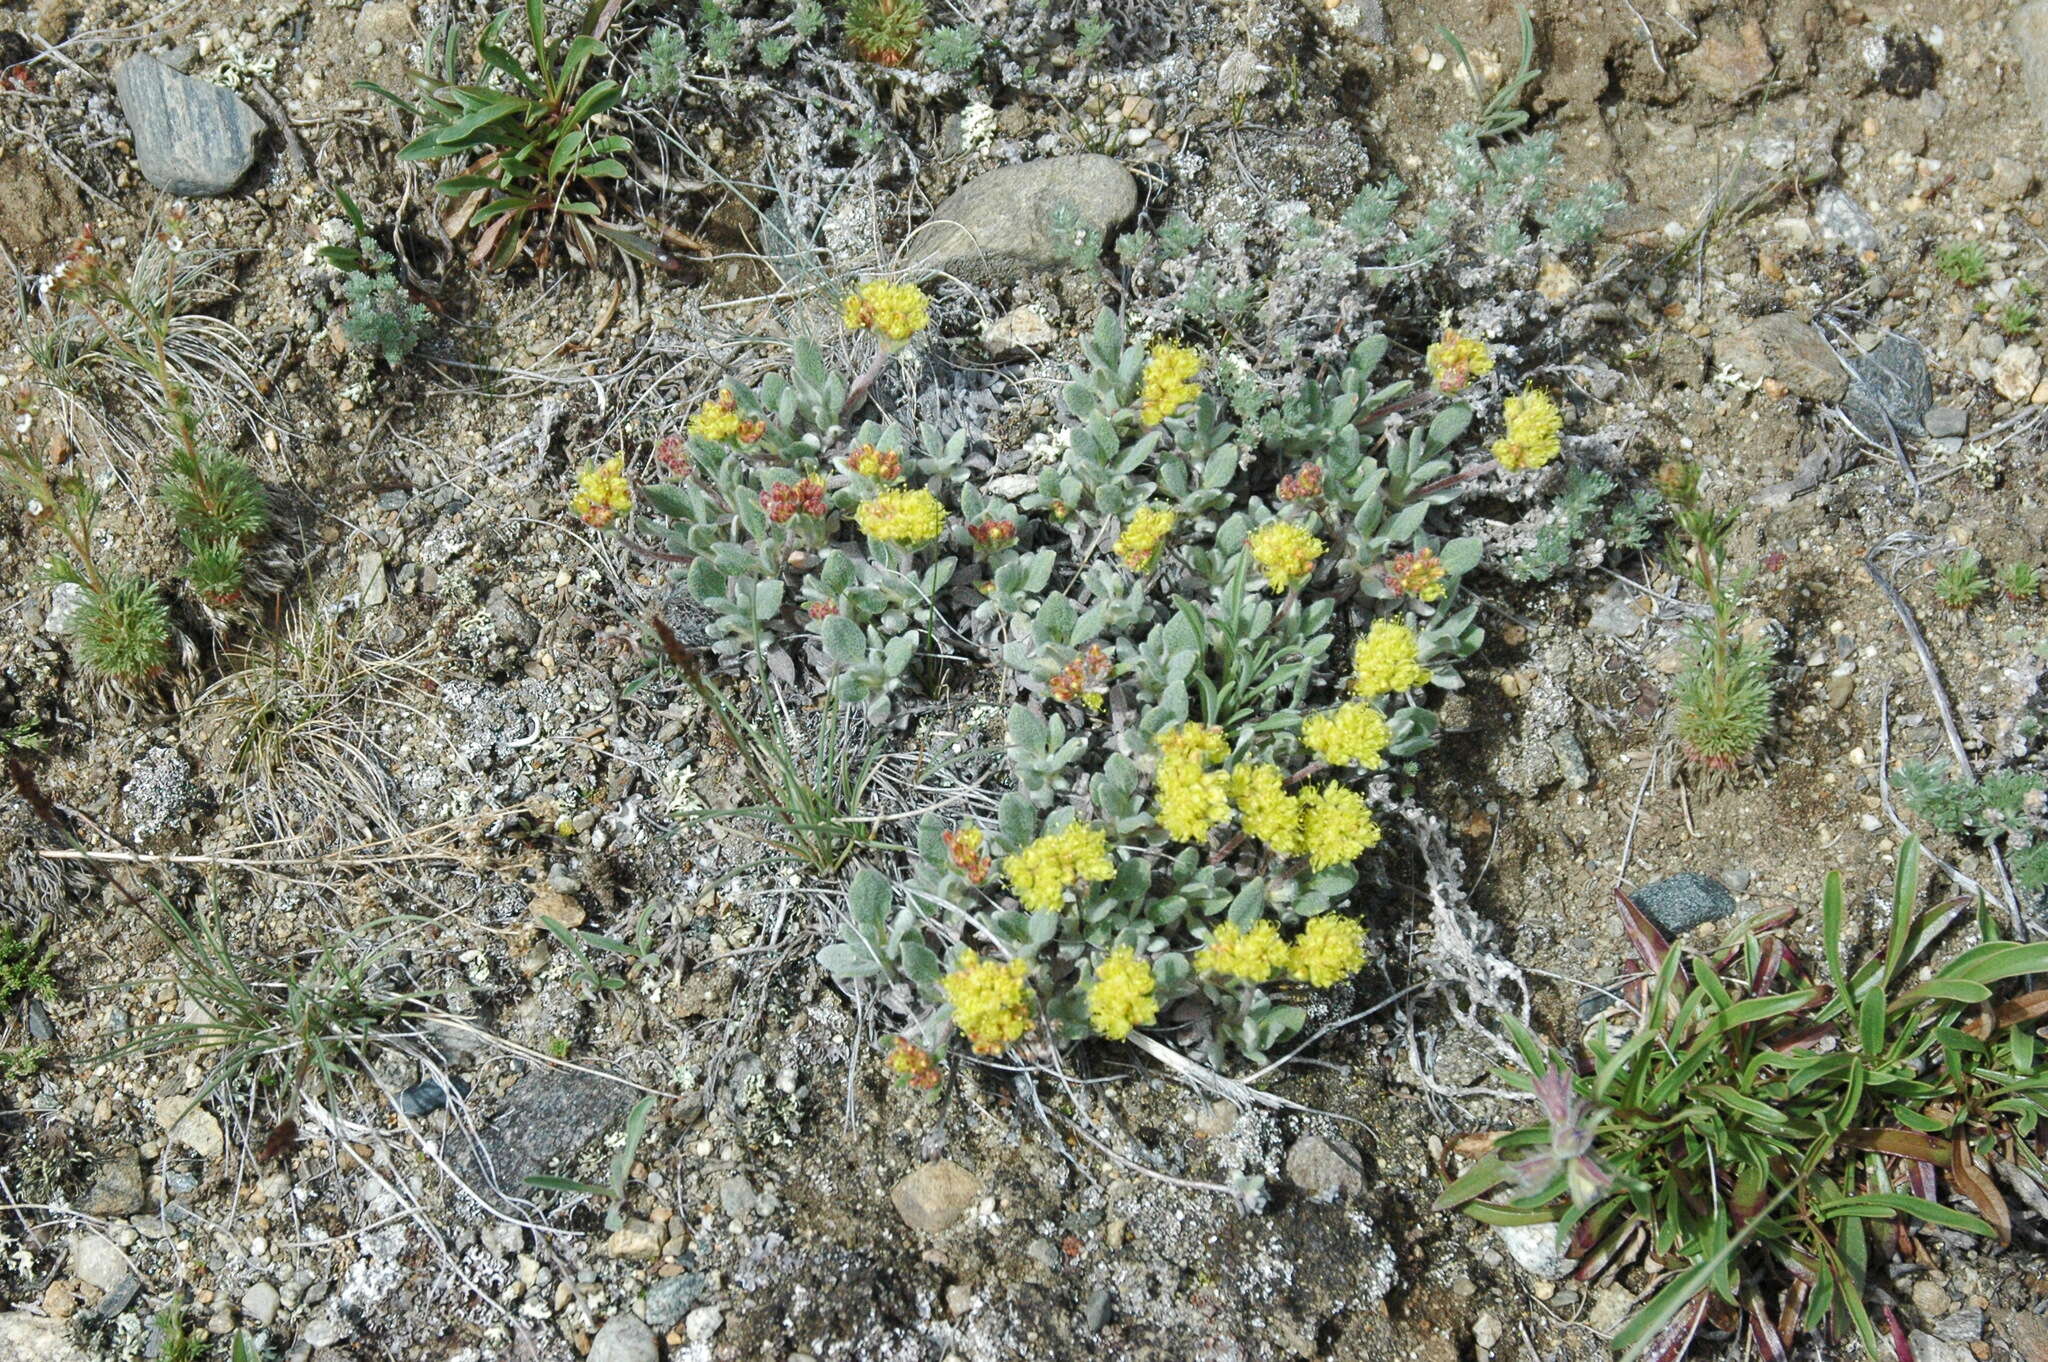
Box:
[1198,916,1367,987]
[1004,822,1114,913]
[1298,783,1381,871]
[1349,620,1432,697]
[1116,506,1177,571]
[1155,722,1231,843]
[1289,915,1367,987]
[571,455,632,527]
[855,488,947,547]
[1139,341,1201,425]
[1088,947,1159,1040]
[841,279,931,342]
[942,951,1034,1054]
[1300,702,1391,769]
[1493,388,1564,471]
[1230,762,1303,856]
[1386,548,1449,602]
[1195,920,1291,983]
[688,388,762,443]
[1247,521,1325,593]
[1425,329,1495,394]
[846,443,902,481]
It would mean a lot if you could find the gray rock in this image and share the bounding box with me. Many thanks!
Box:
[1816,187,1880,254]
[357,550,388,607]
[113,56,263,197]
[1923,405,1968,438]
[2017,3,2048,139]
[80,1148,146,1217]
[485,585,539,649]
[588,1314,658,1362]
[1841,330,1933,441]
[717,1173,758,1219]
[459,1067,635,1199]
[155,1095,225,1159]
[1586,584,1646,639]
[981,304,1056,358]
[1285,1133,1366,1202]
[1716,313,1848,401]
[71,1234,130,1293]
[905,156,1137,278]
[1989,156,2035,203]
[1493,1221,1577,1280]
[643,1271,708,1329]
[684,1306,724,1345]
[397,1077,462,1118]
[123,746,197,843]
[1630,872,1738,936]
[44,581,89,635]
[240,1281,280,1328]
[0,1311,93,1362]
[889,1159,981,1233]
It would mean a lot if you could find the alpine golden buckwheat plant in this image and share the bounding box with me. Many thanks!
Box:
[602,282,1578,1065]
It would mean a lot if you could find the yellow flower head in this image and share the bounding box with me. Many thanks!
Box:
[1297,783,1381,871]
[846,443,903,482]
[1195,920,1291,983]
[1158,721,1228,764]
[688,388,762,443]
[1003,822,1115,914]
[1300,702,1392,770]
[1088,947,1159,1040]
[1247,521,1326,593]
[1116,506,1177,572]
[1425,329,1495,394]
[943,826,992,884]
[1492,388,1564,472]
[1288,915,1367,987]
[942,950,1034,1054]
[1349,619,1432,697]
[842,279,931,343]
[1229,762,1302,856]
[1139,341,1202,425]
[855,488,947,547]
[571,455,632,527]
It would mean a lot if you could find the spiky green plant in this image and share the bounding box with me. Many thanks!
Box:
[1935,240,1990,287]
[1996,560,2041,603]
[1439,839,2048,1360]
[161,441,268,603]
[842,0,926,65]
[69,575,171,680]
[1933,549,1991,610]
[1663,470,1775,772]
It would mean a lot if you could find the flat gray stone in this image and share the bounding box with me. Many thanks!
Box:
[1715,312,1848,402]
[1494,1222,1578,1280]
[643,1271,708,1329]
[1285,1133,1367,1202]
[589,1314,658,1362]
[1630,872,1738,936]
[0,1312,93,1362]
[80,1148,146,1217]
[905,155,1136,278]
[459,1067,635,1204]
[70,1234,129,1293]
[114,55,263,197]
[1923,405,1968,439]
[889,1159,980,1233]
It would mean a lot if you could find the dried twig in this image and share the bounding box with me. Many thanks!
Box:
[1865,543,2027,935]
